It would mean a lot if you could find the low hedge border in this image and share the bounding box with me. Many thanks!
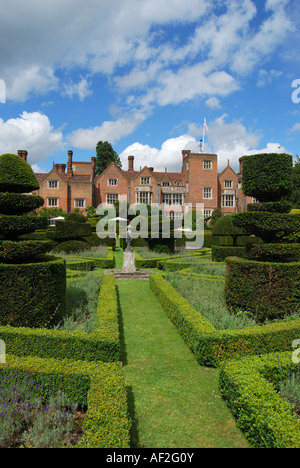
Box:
[65,247,115,271]
[212,245,248,262]
[172,268,225,282]
[134,248,211,269]
[160,255,219,273]
[1,355,131,448]
[219,351,300,448]
[149,273,300,367]
[0,274,120,363]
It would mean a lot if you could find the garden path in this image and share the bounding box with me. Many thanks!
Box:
[117,277,249,448]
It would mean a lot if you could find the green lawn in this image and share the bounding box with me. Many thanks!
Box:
[117,279,249,448]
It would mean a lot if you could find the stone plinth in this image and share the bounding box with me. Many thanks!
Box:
[122,250,136,273]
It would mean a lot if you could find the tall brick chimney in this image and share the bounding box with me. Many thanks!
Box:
[54,164,66,174]
[18,150,28,162]
[67,150,73,176]
[91,157,96,181]
[128,155,134,171]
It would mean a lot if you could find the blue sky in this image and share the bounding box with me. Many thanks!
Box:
[0,0,299,175]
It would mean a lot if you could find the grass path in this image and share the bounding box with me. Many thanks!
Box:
[117,278,249,448]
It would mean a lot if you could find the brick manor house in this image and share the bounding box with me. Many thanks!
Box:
[17,149,253,218]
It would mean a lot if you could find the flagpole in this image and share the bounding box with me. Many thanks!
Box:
[202,122,205,153]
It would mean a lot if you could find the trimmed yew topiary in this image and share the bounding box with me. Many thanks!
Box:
[0,153,66,328]
[227,153,300,321]
[242,153,293,202]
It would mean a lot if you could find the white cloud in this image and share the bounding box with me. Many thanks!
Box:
[5,66,59,102]
[119,114,289,174]
[0,0,295,106]
[205,97,222,109]
[63,77,93,101]
[0,112,65,163]
[120,135,200,172]
[288,123,300,133]
[256,69,283,87]
[67,111,147,149]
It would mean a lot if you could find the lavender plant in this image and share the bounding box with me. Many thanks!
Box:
[0,366,79,448]
[276,357,300,415]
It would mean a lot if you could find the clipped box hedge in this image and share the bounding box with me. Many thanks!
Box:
[225,257,300,321]
[158,249,212,271]
[212,245,248,262]
[219,351,300,448]
[149,273,300,367]
[135,248,211,270]
[66,247,115,271]
[0,274,120,363]
[1,354,131,448]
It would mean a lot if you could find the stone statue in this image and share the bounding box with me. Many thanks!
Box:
[125,227,133,252]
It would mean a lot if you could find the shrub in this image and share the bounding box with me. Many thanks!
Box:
[0,215,48,239]
[0,193,44,215]
[0,240,53,262]
[52,240,89,254]
[0,355,131,448]
[242,153,293,202]
[225,257,300,321]
[0,153,66,329]
[248,243,300,262]
[247,201,293,213]
[0,366,78,448]
[0,256,66,328]
[66,212,86,223]
[48,220,92,242]
[219,352,300,448]
[0,154,40,193]
[232,212,300,243]
[212,245,248,262]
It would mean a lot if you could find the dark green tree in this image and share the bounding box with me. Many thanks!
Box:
[95,141,122,175]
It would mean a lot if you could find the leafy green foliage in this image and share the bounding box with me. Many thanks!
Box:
[0,215,48,239]
[225,257,300,321]
[242,153,293,202]
[0,193,44,215]
[247,200,293,213]
[47,220,92,242]
[232,212,300,243]
[0,240,53,262]
[95,141,122,175]
[0,154,40,193]
[0,257,66,328]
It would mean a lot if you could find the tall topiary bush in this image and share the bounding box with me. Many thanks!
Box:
[47,212,92,253]
[225,153,300,321]
[0,153,66,328]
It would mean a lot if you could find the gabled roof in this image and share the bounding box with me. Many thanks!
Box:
[94,161,126,182]
[218,161,238,178]
[35,169,92,183]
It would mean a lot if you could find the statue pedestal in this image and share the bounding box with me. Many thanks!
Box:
[122,250,136,273]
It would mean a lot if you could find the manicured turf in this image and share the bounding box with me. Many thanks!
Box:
[117,279,249,448]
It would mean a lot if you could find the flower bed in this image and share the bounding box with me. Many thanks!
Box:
[0,355,130,448]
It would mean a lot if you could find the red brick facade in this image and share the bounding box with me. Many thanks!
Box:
[20,149,252,217]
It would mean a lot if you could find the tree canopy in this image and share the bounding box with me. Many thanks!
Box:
[95,141,122,175]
